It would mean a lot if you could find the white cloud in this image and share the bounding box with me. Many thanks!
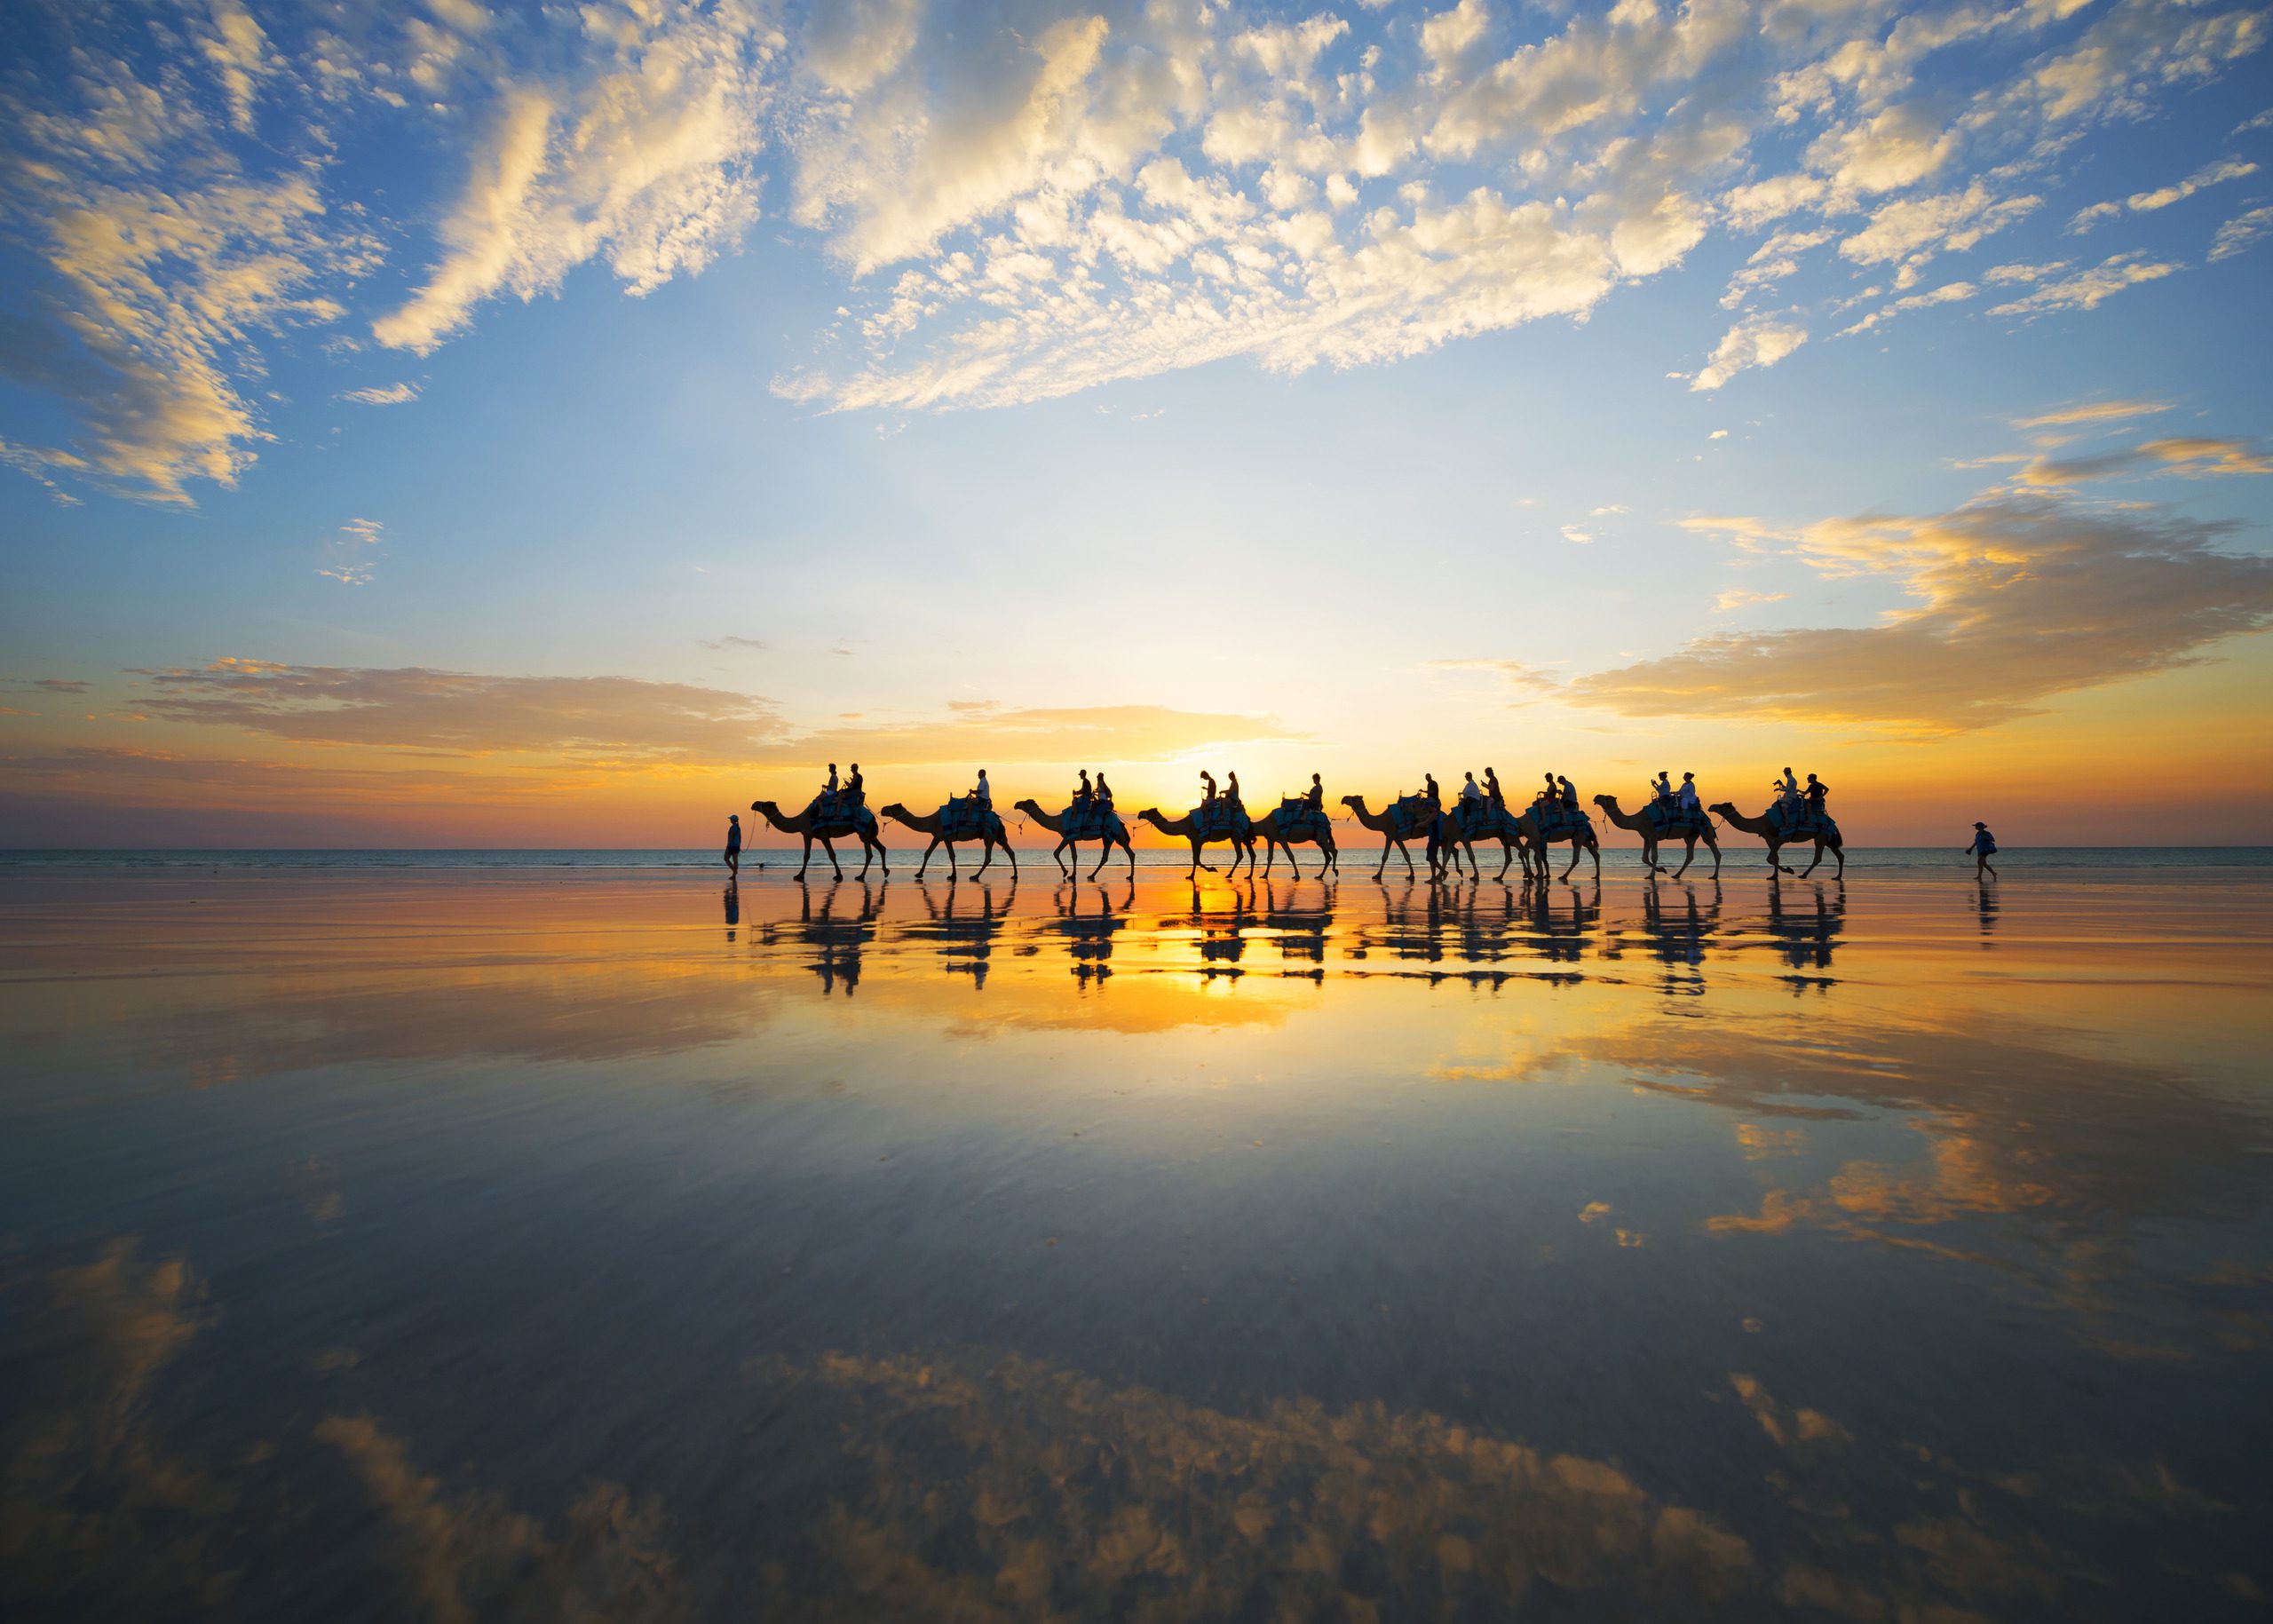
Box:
[2071,154,2259,230]
[374,2,780,353]
[1690,315,1808,392]
[1561,524,1595,544]
[2209,204,2273,263]
[317,517,385,586]
[1839,182,2039,287]
[336,382,420,406]
[1986,253,2182,316]
[1836,280,1978,337]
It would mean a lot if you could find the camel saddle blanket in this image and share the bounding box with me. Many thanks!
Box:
[1061,801,1122,841]
[1770,804,1837,838]
[1456,803,1517,839]
[1192,802,1252,838]
[1275,797,1328,837]
[803,793,875,832]
[1537,805,1594,839]
[1650,804,1707,834]
[939,796,993,838]
[1388,795,1437,836]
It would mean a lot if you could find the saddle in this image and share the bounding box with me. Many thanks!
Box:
[1061,801,1122,841]
[1536,804,1593,839]
[939,796,993,839]
[1651,801,1706,835]
[1192,801,1252,839]
[1275,796,1327,837]
[1769,803,1836,838]
[802,792,875,834]
[1388,795,1436,837]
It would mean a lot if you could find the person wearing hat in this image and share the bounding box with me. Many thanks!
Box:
[1967,821,1999,880]
[1675,772,1702,822]
[724,812,742,878]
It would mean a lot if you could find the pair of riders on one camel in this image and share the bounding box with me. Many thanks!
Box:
[1069,769,1115,807]
[815,762,865,817]
[1768,766,1831,828]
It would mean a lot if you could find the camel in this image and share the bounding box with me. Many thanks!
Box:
[1339,794,1445,880]
[1595,794,1721,878]
[1136,806,1257,877]
[1711,802,1845,877]
[1250,800,1340,877]
[749,798,888,880]
[1437,800,1536,882]
[1016,797,1136,881]
[881,801,1017,879]
[1511,802,1602,880]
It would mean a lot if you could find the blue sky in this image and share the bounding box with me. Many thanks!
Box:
[2,0,2269,844]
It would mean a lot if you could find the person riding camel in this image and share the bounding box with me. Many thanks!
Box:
[1461,771,1484,806]
[1803,772,1829,823]
[1485,767,1504,811]
[1777,766,1801,811]
[1200,770,1217,806]
[1074,769,1092,803]
[1224,770,1244,812]
[1540,772,1558,810]
[1651,771,1675,807]
[1676,772,1702,820]
[844,763,865,809]
[1304,772,1324,812]
[1423,772,1441,806]
[1095,771,1113,807]
[971,769,992,812]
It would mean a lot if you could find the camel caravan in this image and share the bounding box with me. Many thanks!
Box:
[745,761,1843,881]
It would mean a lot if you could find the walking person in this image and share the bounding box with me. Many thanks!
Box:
[724,812,742,878]
[1967,821,1999,880]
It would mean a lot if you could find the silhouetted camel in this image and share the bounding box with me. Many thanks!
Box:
[1137,806,1258,877]
[1711,802,1845,877]
[882,801,1017,880]
[1250,800,1340,877]
[1339,794,1442,880]
[1595,794,1721,878]
[749,798,888,880]
[1437,800,1535,882]
[1016,797,1136,881]
[1511,802,1602,880]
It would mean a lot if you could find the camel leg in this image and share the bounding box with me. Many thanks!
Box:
[1833,844,1845,877]
[1052,839,1071,878]
[1706,835,1721,876]
[823,836,843,881]
[1796,840,1825,877]
[1003,836,1018,875]
[1670,838,1695,880]
[796,833,812,880]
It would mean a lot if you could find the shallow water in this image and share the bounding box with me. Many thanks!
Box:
[2,865,2269,1620]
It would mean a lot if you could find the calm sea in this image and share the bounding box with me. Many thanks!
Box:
[4,845,2269,871]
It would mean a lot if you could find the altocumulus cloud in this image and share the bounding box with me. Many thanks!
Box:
[0,0,2265,501]
[1569,495,2273,733]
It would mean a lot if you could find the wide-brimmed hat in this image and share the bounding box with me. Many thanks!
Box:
[1973,821,1985,828]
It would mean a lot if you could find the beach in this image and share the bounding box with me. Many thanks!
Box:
[3,860,2270,1620]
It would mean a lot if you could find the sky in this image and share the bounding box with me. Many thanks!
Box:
[1,0,2269,848]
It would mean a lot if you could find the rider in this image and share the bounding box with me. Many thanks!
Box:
[1224,770,1244,811]
[1676,772,1702,820]
[1651,771,1675,807]
[1460,771,1484,807]
[1095,770,1113,807]
[1304,772,1324,812]
[1423,772,1441,806]
[1485,766,1504,810]
[1200,770,1218,806]
[1556,776,1580,824]
[1803,772,1829,822]
[844,763,865,809]
[1776,766,1801,814]
[1540,772,1558,810]
[972,768,992,811]
[1073,769,1092,803]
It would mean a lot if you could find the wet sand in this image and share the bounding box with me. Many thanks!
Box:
[3,865,2269,1620]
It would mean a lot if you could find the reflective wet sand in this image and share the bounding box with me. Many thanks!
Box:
[3,867,2269,1620]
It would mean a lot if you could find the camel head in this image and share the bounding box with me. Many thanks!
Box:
[1707,801,1739,821]
[1013,797,1046,818]
[1592,793,1618,810]
[1339,794,1367,812]
[1136,807,1173,829]
[879,802,915,823]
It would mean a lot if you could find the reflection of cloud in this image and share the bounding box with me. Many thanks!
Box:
[0,1240,231,1609]
[751,1346,1754,1615]
[316,1415,675,1623]
[1572,495,2273,732]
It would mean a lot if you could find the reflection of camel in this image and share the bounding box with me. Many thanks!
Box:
[1136,807,1256,876]
[1711,802,1844,877]
[748,798,888,880]
[1625,878,1722,995]
[911,877,1015,986]
[1595,795,1720,878]
[1760,878,1845,990]
[1339,795,1439,880]
[880,802,1016,879]
[1051,880,1134,979]
[1512,804,1602,880]
[1016,798,1136,881]
[770,878,883,994]
[1250,804,1339,877]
